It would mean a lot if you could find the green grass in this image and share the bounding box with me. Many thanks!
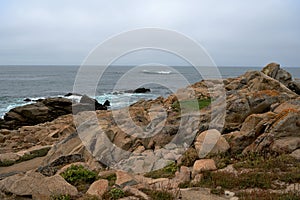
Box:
[0,159,16,167]
[98,173,117,186]
[144,162,177,179]
[51,194,71,200]
[140,188,175,200]
[208,152,233,169]
[178,148,199,167]
[61,165,97,192]
[237,190,300,200]
[0,147,51,167]
[179,152,300,198]
[180,153,300,194]
[171,98,211,112]
[195,171,276,190]
[102,188,127,200]
[233,153,300,172]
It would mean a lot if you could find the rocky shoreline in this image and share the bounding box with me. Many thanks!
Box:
[0,63,299,200]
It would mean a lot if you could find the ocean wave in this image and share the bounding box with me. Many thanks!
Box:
[141,70,172,75]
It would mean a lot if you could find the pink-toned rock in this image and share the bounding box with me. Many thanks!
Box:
[243,109,300,154]
[0,171,78,198]
[191,173,203,184]
[290,149,300,160]
[124,186,150,200]
[86,179,108,198]
[116,171,138,188]
[195,129,230,158]
[98,170,116,178]
[271,137,300,154]
[274,98,300,113]
[174,166,191,183]
[224,112,276,153]
[0,153,20,162]
[192,159,217,177]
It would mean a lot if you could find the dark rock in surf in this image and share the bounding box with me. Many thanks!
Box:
[1,97,72,130]
[79,95,107,110]
[0,95,107,130]
[133,88,151,93]
[64,92,83,97]
[23,98,32,102]
[103,100,111,107]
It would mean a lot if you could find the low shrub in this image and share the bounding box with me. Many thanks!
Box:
[144,162,177,179]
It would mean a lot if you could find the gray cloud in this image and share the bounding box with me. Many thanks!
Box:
[0,0,299,66]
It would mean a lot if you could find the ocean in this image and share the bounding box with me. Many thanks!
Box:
[0,65,299,118]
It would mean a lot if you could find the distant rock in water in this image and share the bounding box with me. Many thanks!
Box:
[0,96,108,130]
[133,87,151,93]
[23,98,32,102]
[64,92,83,97]
[72,95,107,114]
[80,95,107,110]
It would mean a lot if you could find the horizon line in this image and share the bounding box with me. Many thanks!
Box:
[0,64,295,68]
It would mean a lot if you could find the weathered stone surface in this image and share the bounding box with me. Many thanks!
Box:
[0,114,75,156]
[274,98,300,113]
[192,159,217,177]
[224,89,290,132]
[38,131,101,176]
[174,166,191,183]
[119,197,140,200]
[243,108,300,154]
[262,63,280,79]
[124,186,150,200]
[195,129,230,158]
[86,179,109,198]
[180,187,227,200]
[262,62,292,86]
[290,149,300,160]
[288,80,300,95]
[115,171,138,188]
[271,137,300,153]
[0,153,20,163]
[217,165,238,176]
[224,112,276,153]
[0,171,78,198]
[191,173,203,184]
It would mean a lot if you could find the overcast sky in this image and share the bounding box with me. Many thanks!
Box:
[0,0,299,67]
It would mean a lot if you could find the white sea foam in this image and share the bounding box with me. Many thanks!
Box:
[141,70,172,75]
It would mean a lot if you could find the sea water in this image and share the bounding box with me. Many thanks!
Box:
[0,65,299,118]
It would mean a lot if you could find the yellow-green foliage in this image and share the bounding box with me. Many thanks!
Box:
[61,165,97,191]
[0,147,51,167]
[102,188,125,200]
[171,98,211,112]
[141,188,175,200]
[144,162,177,179]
